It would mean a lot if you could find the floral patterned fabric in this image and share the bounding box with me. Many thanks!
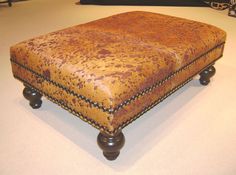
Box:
[203,0,236,17]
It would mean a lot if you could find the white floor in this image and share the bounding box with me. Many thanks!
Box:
[1,1,236,174]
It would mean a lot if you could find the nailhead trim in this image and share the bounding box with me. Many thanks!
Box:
[14,74,190,135]
[14,53,221,135]
[112,43,224,113]
[10,59,111,113]
[112,61,219,134]
[113,78,193,134]
[14,75,112,135]
[10,42,225,115]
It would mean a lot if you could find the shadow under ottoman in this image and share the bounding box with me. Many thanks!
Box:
[10,11,226,160]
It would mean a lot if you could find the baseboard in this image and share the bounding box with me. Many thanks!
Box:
[79,0,208,6]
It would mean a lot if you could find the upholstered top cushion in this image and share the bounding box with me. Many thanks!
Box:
[10,11,226,111]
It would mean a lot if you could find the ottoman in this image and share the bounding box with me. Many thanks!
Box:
[10,11,226,160]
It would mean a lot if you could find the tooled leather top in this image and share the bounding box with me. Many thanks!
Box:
[10,11,226,109]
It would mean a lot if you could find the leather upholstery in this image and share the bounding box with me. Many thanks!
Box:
[10,11,226,135]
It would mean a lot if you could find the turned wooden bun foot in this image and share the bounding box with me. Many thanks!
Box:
[97,131,125,161]
[23,85,42,109]
[199,65,216,85]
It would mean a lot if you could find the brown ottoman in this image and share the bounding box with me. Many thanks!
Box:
[10,11,226,160]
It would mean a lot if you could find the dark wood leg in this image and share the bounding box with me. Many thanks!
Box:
[199,65,216,85]
[97,131,125,160]
[23,85,42,109]
[8,0,12,7]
